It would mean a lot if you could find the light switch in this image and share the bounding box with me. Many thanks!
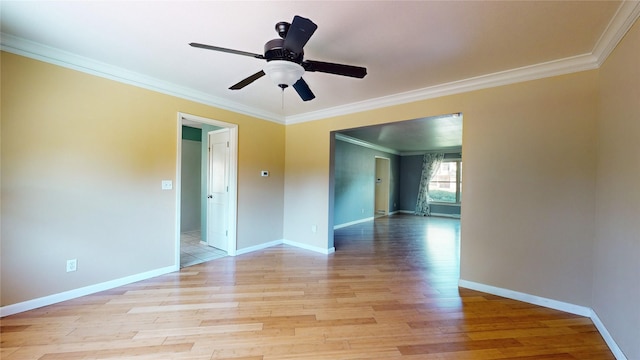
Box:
[161,180,173,190]
[261,170,269,177]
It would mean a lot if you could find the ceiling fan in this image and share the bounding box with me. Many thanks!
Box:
[189,15,367,101]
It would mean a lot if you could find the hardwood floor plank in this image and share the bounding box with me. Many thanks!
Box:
[0,215,614,359]
[399,338,524,355]
[133,323,264,339]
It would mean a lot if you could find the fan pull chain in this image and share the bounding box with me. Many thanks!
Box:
[281,88,285,110]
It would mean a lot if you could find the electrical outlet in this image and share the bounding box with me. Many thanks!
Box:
[161,180,173,190]
[66,259,77,272]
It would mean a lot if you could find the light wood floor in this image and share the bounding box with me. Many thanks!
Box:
[1,215,614,359]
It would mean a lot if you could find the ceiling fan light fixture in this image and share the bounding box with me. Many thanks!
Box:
[264,60,304,88]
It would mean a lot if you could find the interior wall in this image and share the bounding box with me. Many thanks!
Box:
[399,155,423,211]
[333,139,399,226]
[180,136,201,232]
[284,70,598,308]
[0,52,286,306]
[594,20,640,360]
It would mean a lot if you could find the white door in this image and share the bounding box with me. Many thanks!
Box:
[207,129,230,251]
[374,157,390,216]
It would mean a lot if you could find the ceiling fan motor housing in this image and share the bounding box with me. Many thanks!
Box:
[264,38,303,63]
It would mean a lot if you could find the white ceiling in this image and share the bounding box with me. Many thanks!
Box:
[2,1,637,125]
[2,1,638,152]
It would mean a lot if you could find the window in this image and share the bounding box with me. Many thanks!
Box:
[428,160,462,203]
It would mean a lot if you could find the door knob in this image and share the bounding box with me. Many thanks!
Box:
[207,195,213,199]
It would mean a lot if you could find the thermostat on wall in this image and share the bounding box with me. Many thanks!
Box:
[261,170,269,177]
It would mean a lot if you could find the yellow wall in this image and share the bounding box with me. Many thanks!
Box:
[594,20,640,359]
[1,52,285,306]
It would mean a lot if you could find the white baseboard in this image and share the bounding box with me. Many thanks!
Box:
[459,279,627,359]
[235,240,284,256]
[590,310,627,360]
[334,217,375,229]
[283,239,335,254]
[458,279,591,316]
[2,238,335,317]
[0,265,177,317]
[236,239,335,256]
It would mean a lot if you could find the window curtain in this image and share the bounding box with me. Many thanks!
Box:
[415,153,445,216]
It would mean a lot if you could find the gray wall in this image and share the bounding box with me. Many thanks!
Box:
[180,139,202,231]
[334,140,400,226]
[180,126,202,232]
[399,155,423,211]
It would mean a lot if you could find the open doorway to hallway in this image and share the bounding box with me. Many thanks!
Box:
[177,113,239,267]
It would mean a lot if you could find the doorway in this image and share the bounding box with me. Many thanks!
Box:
[176,112,238,268]
[330,112,463,251]
[374,156,390,217]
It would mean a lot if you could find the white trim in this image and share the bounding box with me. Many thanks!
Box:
[458,279,591,317]
[592,0,640,67]
[286,1,639,124]
[226,126,239,257]
[235,240,284,256]
[285,53,599,124]
[458,279,629,359]
[1,2,637,125]
[590,310,628,360]
[335,134,399,155]
[0,265,176,317]
[401,148,462,156]
[334,217,375,230]
[236,239,335,255]
[398,210,415,214]
[283,240,335,255]
[175,119,184,269]
[0,34,284,124]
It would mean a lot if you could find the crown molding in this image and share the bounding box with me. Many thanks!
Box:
[285,53,599,124]
[285,0,640,124]
[335,133,400,155]
[0,33,285,124]
[592,0,640,66]
[1,2,637,125]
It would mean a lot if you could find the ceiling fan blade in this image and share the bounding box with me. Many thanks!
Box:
[303,60,367,78]
[229,70,266,90]
[283,16,317,55]
[189,43,265,59]
[292,77,315,101]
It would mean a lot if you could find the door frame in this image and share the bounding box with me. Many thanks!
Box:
[175,112,238,269]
